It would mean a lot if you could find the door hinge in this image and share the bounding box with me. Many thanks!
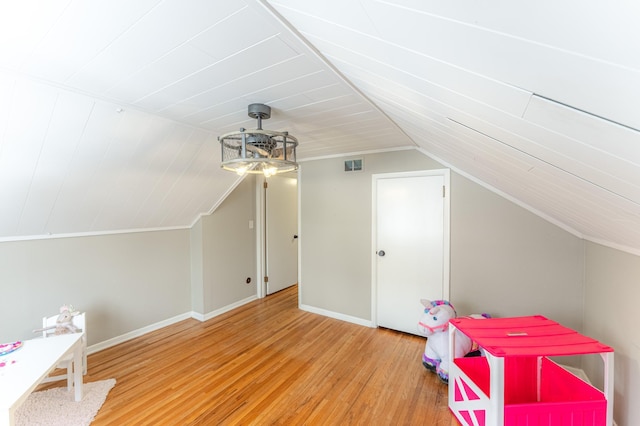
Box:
[264,276,269,282]
[442,185,446,197]
[263,181,268,189]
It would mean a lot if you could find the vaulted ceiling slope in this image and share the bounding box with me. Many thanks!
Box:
[0,0,411,241]
[0,1,638,254]
[266,0,640,254]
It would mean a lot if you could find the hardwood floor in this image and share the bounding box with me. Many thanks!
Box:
[41,286,458,425]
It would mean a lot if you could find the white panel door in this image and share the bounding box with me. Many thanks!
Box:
[374,170,448,335]
[265,174,298,295]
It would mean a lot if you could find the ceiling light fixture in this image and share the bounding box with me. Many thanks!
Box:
[218,103,298,177]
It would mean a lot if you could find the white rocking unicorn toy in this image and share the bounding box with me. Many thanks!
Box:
[417,299,489,384]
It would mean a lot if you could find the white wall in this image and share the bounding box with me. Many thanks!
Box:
[299,150,444,320]
[2,175,259,351]
[190,219,205,315]
[0,230,191,346]
[299,149,584,328]
[194,176,257,314]
[450,173,585,330]
[584,242,640,426]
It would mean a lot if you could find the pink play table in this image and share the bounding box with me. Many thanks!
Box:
[448,315,614,426]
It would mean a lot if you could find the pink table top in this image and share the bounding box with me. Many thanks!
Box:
[450,315,613,357]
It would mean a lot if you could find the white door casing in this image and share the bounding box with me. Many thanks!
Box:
[372,169,450,335]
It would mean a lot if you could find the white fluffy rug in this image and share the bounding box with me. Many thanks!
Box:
[15,379,116,426]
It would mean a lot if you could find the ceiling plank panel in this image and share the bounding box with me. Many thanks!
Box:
[272,12,533,118]
[65,0,240,94]
[335,52,640,205]
[0,78,58,235]
[133,36,300,112]
[524,95,640,167]
[178,63,330,125]
[0,1,72,70]
[18,91,96,236]
[360,0,640,130]
[25,0,162,82]
[383,0,640,70]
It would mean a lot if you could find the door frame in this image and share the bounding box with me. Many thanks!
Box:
[370,169,451,328]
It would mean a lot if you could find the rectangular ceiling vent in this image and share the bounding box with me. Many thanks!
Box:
[344,159,363,172]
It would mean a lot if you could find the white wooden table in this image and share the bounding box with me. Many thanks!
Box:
[0,333,84,426]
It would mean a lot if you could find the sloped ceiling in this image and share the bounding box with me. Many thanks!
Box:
[0,1,639,254]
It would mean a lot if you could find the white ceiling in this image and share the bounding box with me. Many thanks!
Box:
[0,1,638,254]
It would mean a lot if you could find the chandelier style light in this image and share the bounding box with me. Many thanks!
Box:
[218,103,299,177]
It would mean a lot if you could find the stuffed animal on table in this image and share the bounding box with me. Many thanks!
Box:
[417,299,489,384]
[33,304,81,335]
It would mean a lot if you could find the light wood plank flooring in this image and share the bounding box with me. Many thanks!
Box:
[40,285,457,425]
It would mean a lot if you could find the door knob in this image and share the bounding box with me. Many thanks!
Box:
[377,250,385,257]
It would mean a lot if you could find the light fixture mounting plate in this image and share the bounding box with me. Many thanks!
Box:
[247,103,271,120]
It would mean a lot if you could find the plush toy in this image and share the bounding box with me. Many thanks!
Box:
[33,304,80,335]
[417,299,489,384]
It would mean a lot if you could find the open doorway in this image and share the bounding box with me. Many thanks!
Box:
[257,172,298,297]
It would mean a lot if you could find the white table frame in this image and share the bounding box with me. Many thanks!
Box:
[0,333,84,426]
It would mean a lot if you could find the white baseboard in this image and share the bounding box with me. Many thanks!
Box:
[192,295,258,322]
[299,304,374,328]
[87,295,258,354]
[87,312,193,354]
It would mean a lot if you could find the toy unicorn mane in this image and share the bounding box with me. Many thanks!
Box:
[418,299,458,336]
[425,300,457,316]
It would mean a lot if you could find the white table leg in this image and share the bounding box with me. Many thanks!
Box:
[73,342,83,402]
[602,352,614,426]
[1,409,13,426]
[488,354,504,425]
